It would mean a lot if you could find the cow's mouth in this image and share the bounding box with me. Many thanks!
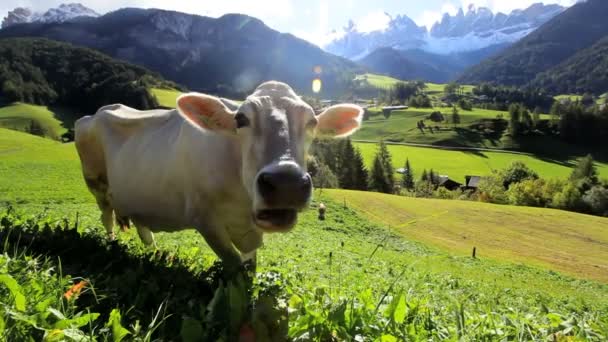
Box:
[254,209,297,232]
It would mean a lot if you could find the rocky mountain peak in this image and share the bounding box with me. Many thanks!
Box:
[2,3,99,29]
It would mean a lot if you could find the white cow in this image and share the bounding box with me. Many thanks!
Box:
[75,81,363,267]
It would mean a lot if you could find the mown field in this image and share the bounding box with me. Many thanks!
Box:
[327,190,608,282]
[1,127,608,340]
[355,142,608,182]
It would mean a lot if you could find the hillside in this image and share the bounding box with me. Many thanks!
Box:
[360,46,506,83]
[459,0,608,87]
[0,102,71,139]
[0,9,360,97]
[360,48,445,82]
[532,35,608,94]
[0,38,174,113]
[1,127,607,340]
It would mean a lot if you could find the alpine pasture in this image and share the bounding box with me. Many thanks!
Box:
[1,126,608,340]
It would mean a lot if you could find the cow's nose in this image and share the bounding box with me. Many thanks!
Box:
[257,171,312,207]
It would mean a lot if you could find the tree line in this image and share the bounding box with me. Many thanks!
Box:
[309,139,608,217]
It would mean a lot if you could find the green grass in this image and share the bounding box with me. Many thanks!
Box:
[327,189,608,282]
[151,88,182,108]
[355,141,608,181]
[356,73,475,96]
[555,94,583,102]
[0,103,74,140]
[2,128,608,340]
[355,73,402,88]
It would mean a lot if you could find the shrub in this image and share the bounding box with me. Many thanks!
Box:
[415,181,435,198]
[434,187,460,200]
[583,186,608,216]
[477,175,508,204]
[429,111,444,122]
[499,161,539,188]
[551,182,583,211]
[457,98,473,110]
[506,179,546,207]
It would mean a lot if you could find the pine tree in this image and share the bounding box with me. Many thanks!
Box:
[353,147,368,190]
[368,155,390,193]
[451,106,461,127]
[521,108,532,131]
[508,103,521,136]
[533,107,542,128]
[377,140,395,192]
[570,154,598,186]
[402,158,415,190]
[338,139,356,189]
[429,169,436,185]
[368,141,394,193]
[421,169,429,182]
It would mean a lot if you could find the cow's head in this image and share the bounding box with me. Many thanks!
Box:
[177,81,363,232]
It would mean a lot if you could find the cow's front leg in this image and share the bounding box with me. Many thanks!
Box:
[197,226,242,270]
[241,250,257,272]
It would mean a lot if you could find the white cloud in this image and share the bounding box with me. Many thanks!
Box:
[356,10,391,33]
[417,2,459,29]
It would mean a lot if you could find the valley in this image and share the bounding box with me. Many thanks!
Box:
[1,0,608,340]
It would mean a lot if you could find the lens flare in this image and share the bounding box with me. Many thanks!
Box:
[313,66,322,74]
[312,78,322,93]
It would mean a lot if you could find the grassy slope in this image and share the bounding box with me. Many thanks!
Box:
[0,102,72,139]
[359,73,474,95]
[354,106,511,146]
[151,88,182,108]
[355,141,608,181]
[1,128,608,338]
[326,189,608,282]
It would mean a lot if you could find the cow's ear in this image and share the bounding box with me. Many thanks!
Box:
[177,93,236,133]
[316,104,363,138]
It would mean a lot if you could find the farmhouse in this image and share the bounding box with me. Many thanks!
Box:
[464,175,483,190]
[382,105,408,116]
[437,175,463,191]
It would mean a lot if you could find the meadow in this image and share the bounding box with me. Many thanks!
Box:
[1,127,608,340]
[353,106,513,147]
[356,73,475,95]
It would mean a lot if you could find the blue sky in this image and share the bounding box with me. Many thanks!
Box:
[2,0,577,45]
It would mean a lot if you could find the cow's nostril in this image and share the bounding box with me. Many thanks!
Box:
[258,173,275,195]
[302,174,312,190]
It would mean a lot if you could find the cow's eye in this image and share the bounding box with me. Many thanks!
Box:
[235,113,250,129]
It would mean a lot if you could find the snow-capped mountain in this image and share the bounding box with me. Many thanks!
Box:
[2,3,100,29]
[325,3,566,59]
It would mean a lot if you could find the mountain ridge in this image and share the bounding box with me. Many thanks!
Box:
[2,3,99,28]
[458,0,608,88]
[325,3,566,59]
[0,8,360,97]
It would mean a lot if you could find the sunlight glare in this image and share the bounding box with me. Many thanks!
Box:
[312,78,322,93]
